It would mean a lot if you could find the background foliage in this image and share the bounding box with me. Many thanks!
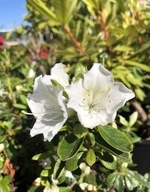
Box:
[0,0,150,191]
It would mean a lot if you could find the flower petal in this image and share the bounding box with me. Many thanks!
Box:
[50,63,69,87]
[65,63,135,129]
[83,63,114,94]
[27,75,68,141]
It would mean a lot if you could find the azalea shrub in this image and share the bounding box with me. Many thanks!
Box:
[26,63,137,191]
[0,0,150,191]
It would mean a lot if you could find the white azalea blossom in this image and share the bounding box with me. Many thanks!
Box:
[27,63,69,141]
[50,63,69,87]
[65,63,135,128]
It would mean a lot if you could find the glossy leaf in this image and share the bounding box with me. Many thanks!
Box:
[57,134,83,161]
[53,160,65,180]
[98,125,133,153]
[99,152,117,170]
[66,152,84,171]
[94,132,131,162]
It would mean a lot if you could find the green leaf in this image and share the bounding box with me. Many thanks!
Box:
[57,134,83,161]
[73,124,88,138]
[74,63,87,80]
[98,125,133,153]
[125,174,139,191]
[114,45,133,52]
[66,152,84,171]
[32,153,42,160]
[41,168,50,177]
[114,175,124,192]
[13,103,27,110]
[106,172,117,185]
[135,88,145,101]
[94,132,131,162]
[0,176,11,192]
[59,187,72,192]
[82,0,101,12]
[6,31,13,40]
[53,160,65,180]
[130,41,150,58]
[0,184,10,192]
[54,0,78,25]
[99,152,117,170]
[125,60,150,72]
[1,176,11,186]
[85,149,96,166]
[119,115,128,126]
[27,0,60,26]
[129,111,138,127]
[128,171,149,187]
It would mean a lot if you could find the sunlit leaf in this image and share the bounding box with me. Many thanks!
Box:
[98,125,133,153]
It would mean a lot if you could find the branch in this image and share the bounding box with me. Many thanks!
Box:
[131,99,148,122]
[98,11,109,40]
[63,25,84,53]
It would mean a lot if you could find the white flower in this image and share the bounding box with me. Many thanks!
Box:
[65,63,135,128]
[27,65,68,141]
[50,63,69,87]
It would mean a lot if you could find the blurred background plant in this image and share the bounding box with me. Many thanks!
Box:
[0,0,150,191]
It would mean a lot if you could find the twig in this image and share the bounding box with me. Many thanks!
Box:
[98,11,109,40]
[63,25,84,53]
[91,169,95,192]
[131,99,148,122]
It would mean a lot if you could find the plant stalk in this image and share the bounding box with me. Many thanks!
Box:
[63,25,84,53]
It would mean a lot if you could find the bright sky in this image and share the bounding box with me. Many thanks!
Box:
[0,0,27,30]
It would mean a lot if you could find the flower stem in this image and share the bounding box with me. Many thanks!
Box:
[63,25,84,53]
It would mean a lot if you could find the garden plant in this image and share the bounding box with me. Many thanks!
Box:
[0,0,150,191]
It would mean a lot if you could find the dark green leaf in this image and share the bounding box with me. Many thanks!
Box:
[99,152,117,170]
[94,132,131,162]
[57,134,83,161]
[66,152,84,171]
[53,160,65,180]
[73,124,88,138]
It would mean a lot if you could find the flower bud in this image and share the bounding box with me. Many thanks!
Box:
[0,143,4,153]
